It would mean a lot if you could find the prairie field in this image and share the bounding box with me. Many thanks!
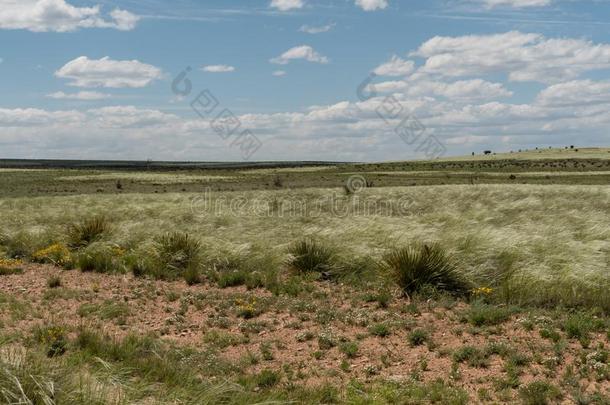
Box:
[0,151,609,404]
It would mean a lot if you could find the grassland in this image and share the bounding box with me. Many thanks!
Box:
[0,148,609,404]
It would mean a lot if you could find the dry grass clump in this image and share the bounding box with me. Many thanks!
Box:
[382,243,470,297]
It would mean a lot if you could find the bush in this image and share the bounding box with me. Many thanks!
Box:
[47,275,61,289]
[33,325,67,357]
[519,381,561,405]
[369,323,391,337]
[382,244,469,297]
[154,232,203,281]
[408,329,429,347]
[77,246,115,273]
[67,216,111,248]
[465,303,513,327]
[255,369,280,388]
[339,341,359,358]
[453,346,489,368]
[286,239,335,274]
[0,258,24,275]
[32,243,73,268]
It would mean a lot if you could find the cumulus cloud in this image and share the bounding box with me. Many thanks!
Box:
[370,79,513,101]
[270,0,303,11]
[46,91,111,100]
[355,0,388,11]
[270,45,329,65]
[0,0,139,32]
[536,80,610,107]
[202,65,235,73]
[55,56,163,88]
[299,23,334,34]
[412,31,610,84]
[480,0,551,9]
[373,56,415,77]
[272,70,287,77]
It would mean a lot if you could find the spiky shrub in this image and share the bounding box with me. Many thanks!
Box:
[67,216,111,248]
[154,232,202,280]
[286,239,335,274]
[382,244,469,297]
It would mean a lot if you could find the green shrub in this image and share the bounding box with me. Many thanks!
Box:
[519,381,561,405]
[408,329,429,347]
[382,244,469,297]
[33,325,67,357]
[465,303,513,327]
[563,313,595,340]
[339,341,359,358]
[369,323,391,337]
[286,239,335,274]
[77,246,115,273]
[67,216,111,248]
[46,275,61,289]
[255,369,280,388]
[453,346,489,368]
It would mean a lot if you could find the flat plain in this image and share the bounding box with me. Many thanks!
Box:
[0,148,609,404]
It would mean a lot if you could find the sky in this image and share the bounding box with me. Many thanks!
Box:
[1,0,610,162]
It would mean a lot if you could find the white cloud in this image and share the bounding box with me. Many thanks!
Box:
[46,91,111,100]
[270,0,303,11]
[55,56,163,88]
[413,31,610,84]
[370,79,512,101]
[299,23,334,34]
[480,0,551,9]
[272,70,287,77]
[0,0,139,32]
[270,45,329,65]
[202,65,235,73]
[373,56,415,76]
[355,0,388,11]
[536,80,610,107]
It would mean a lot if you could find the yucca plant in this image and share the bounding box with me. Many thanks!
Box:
[67,216,111,248]
[382,243,469,297]
[155,232,202,280]
[286,239,335,274]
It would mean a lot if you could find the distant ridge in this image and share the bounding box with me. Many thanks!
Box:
[0,159,354,171]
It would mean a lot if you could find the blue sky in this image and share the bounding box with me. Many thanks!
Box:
[1,0,610,161]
